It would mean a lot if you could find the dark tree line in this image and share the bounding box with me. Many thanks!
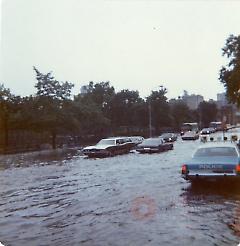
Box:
[2,34,239,153]
[0,67,220,153]
[220,34,240,107]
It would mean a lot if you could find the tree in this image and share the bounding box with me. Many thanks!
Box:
[33,67,76,149]
[219,34,240,107]
[34,67,73,100]
[73,95,110,136]
[147,86,171,134]
[0,84,15,150]
[170,100,191,130]
[110,89,144,128]
[198,101,218,128]
[81,81,115,117]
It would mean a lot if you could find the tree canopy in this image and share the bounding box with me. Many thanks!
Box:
[0,66,228,153]
[198,101,218,128]
[220,34,240,107]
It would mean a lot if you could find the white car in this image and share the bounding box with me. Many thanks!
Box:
[82,137,135,158]
[129,136,144,144]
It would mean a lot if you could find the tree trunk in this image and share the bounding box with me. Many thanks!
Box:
[3,117,9,153]
[52,132,56,149]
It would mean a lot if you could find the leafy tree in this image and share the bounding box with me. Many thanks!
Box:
[81,81,115,116]
[0,84,16,150]
[33,67,76,149]
[147,86,171,134]
[110,89,144,127]
[170,100,191,130]
[73,95,110,136]
[219,34,240,107]
[34,67,73,100]
[198,101,218,128]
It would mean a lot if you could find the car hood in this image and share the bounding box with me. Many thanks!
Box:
[183,133,196,137]
[138,144,159,148]
[83,144,114,150]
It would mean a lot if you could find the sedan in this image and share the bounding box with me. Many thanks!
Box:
[160,133,178,142]
[82,137,134,158]
[136,138,173,153]
[182,131,199,140]
[200,128,213,135]
[181,143,240,182]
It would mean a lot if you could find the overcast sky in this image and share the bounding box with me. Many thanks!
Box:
[1,0,240,100]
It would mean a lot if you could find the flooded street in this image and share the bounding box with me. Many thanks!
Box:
[1,131,240,246]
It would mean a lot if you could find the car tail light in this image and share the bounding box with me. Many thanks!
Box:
[182,165,188,175]
[236,164,240,174]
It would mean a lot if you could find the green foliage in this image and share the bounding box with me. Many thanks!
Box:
[220,34,240,107]
[82,81,115,114]
[147,86,171,134]
[0,67,224,152]
[170,100,190,130]
[33,67,77,148]
[73,95,110,136]
[33,66,74,100]
[110,89,145,127]
[0,84,20,149]
[198,101,218,127]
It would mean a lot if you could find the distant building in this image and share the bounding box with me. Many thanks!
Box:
[216,92,228,108]
[182,94,204,110]
[80,85,89,94]
[216,92,240,125]
[217,92,227,102]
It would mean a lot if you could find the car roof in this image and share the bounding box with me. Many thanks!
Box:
[194,142,240,156]
[197,142,239,154]
[198,142,237,148]
[144,137,163,140]
[102,137,130,140]
[184,131,195,134]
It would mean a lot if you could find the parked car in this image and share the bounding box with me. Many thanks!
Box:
[237,140,240,149]
[182,131,199,140]
[159,133,177,142]
[136,137,173,153]
[200,128,213,135]
[129,136,144,145]
[181,143,240,182]
[82,137,134,158]
[209,127,216,133]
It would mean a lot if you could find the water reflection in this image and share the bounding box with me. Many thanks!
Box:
[182,181,240,243]
[0,134,240,245]
[0,148,81,169]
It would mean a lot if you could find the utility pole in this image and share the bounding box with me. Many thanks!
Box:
[222,115,227,140]
[149,102,152,138]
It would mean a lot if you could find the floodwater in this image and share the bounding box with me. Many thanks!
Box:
[1,130,240,246]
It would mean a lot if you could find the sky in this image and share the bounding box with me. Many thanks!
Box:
[1,0,240,100]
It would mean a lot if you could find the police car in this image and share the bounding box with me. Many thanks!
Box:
[181,140,240,181]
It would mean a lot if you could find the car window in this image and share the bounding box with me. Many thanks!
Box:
[142,139,161,145]
[194,147,238,157]
[124,138,131,143]
[97,139,116,145]
[161,134,170,138]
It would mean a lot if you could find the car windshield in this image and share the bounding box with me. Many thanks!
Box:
[97,139,116,146]
[194,147,238,157]
[142,139,162,145]
[161,133,172,138]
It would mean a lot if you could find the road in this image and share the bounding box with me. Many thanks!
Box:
[0,129,240,246]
